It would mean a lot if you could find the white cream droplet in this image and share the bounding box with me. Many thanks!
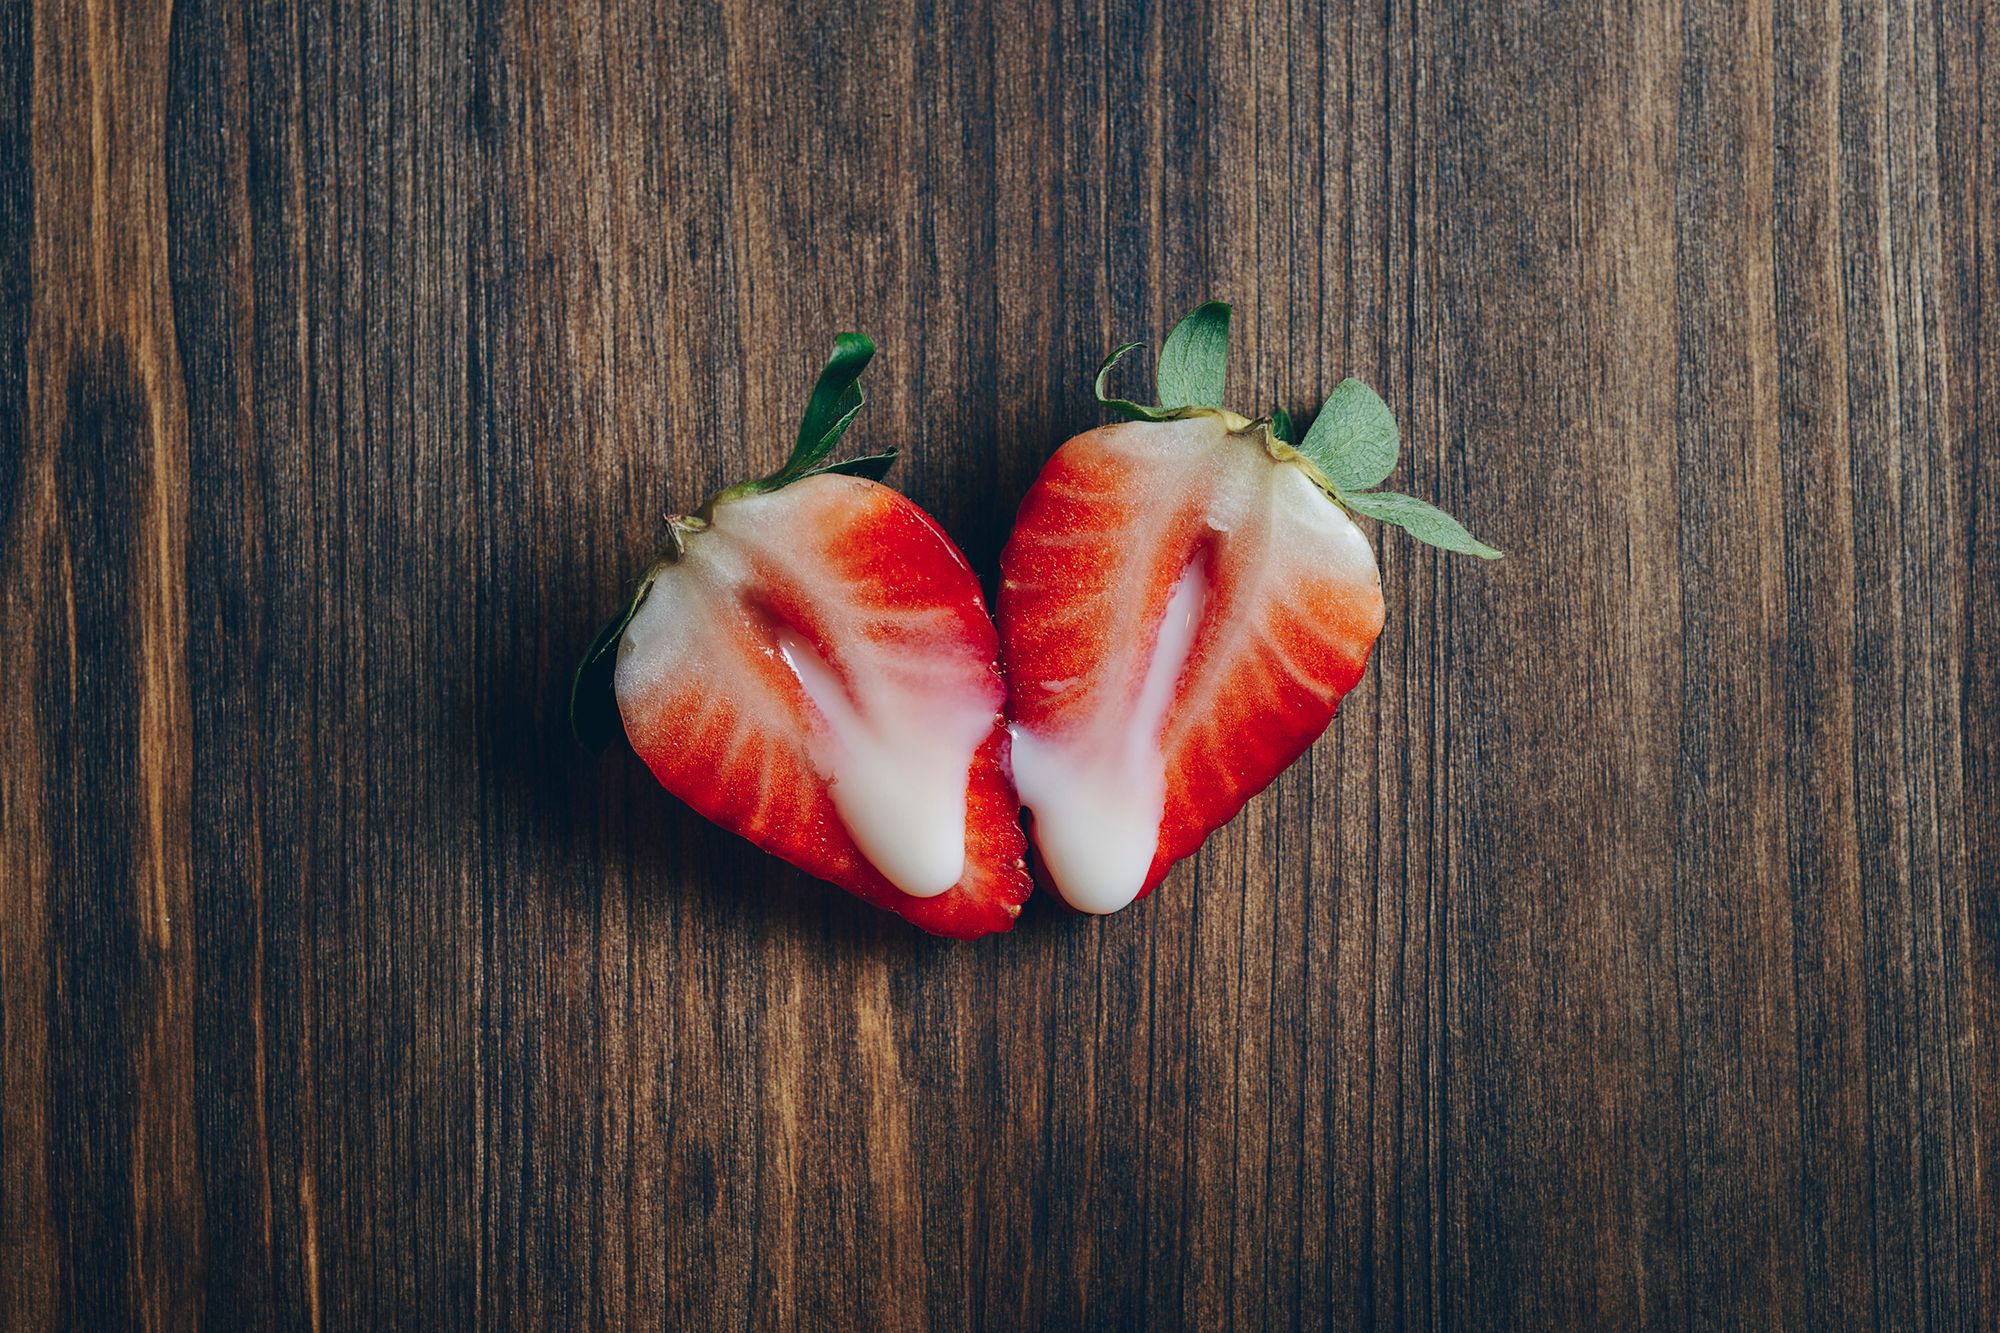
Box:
[778,631,990,898]
[1009,558,1209,914]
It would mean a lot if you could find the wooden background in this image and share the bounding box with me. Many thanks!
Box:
[2,0,1994,1326]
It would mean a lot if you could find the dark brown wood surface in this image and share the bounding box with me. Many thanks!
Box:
[2,0,1994,1327]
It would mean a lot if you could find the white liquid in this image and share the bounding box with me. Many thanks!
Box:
[778,630,992,898]
[1009,559,1209,913]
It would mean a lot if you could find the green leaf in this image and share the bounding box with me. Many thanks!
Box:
[768,332,876,484]
[569,570,662,752]
[1299,379,1400,491]
[807,449,899,483]
[1340,490,1502,559]
[1093,341,1176,422]
[1155,301,1231,409]
[1270,406,1297,445]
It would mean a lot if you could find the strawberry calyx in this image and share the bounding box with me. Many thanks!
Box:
[1093,300,1503,562]
[571,332,897,752]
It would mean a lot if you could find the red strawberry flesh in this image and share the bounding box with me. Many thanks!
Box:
[615,474,1030,938]
[998,411,1386,913]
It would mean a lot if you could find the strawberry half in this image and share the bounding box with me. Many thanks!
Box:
[997,302,1499,915]
[573,335,1030,938]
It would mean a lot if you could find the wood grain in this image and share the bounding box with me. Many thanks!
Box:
[2,0,1992,1327]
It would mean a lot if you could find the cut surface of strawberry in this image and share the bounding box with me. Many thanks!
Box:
[998,302,1497,916]
[574,335,1030,938]
[1001,411,1384,913]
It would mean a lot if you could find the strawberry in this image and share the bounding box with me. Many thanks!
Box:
[573,335,1030,939]
[997,302,1499,915]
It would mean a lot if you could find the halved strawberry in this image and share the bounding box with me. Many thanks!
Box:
[573,335,1030,938]
[997,303,1498,915]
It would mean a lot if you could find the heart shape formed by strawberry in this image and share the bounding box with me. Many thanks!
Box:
[577,310,1495,936]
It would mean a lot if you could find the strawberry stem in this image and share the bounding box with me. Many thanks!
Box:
[751,332,889,490]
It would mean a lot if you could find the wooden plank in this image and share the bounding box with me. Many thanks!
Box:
[1427,1,1692,1324]
[1940,0,2000,1323]
[3,0,202,1328]
[0,0,1991,1327]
